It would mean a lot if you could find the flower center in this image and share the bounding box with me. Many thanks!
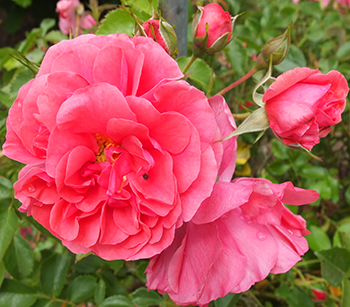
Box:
[95,133,120,163]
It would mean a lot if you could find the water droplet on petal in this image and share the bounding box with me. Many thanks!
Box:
[27,185,36,193]
[288,229,294,235]
[17,118,21,122]
[256,231,267,241]
[18,102,22,108]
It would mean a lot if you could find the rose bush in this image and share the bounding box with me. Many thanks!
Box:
[146,178,319,306]
[56,0,96,35]
[3,34,237,260]
[192,3,234,54]
[263,67,348,151]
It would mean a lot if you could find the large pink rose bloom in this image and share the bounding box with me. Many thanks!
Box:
[263,67,348,151]
[3,34,237,260]
[146,178,319,306]
[56,0,96,36]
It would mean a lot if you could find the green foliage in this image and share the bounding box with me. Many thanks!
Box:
[96,9,135,36]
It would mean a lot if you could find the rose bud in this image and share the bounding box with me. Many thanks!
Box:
[263,67,349,151]
[142,19,178,57]
[192,3,236,56]
[311,289,327,301]
[255,23,291,71]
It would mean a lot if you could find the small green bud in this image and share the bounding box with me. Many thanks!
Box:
[255,23,292,71]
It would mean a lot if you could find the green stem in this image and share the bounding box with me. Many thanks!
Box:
[294,267,308,287]
[247,291,264,307]
[295,259,321,267]
[182,54,197,74]
[36,294,79,306]
[216,67,258,96]
[75,14,81,38]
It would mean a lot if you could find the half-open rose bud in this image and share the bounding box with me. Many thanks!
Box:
[192,3,236,56]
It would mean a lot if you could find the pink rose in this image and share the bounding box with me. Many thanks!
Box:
[192,3,234,54]
[56,0,96,36]
[263,67,348,151]
[3,34,237,260]
[146,178,319,306]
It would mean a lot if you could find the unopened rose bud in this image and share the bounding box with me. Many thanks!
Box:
[311,289,327,301]
[192,3,236,56]
[255,23,291,71]
[142,19,178,57]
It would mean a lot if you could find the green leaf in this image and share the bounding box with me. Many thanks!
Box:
[0,47,17,70]
[122,0,157,15]
[107,259,124,274]
[101,295,134,307]
[0,279,37,307]
[342,278,350,307]
[345,186,350,205]
[40,253,69,297]
[268,159,291,176]
[0,262,4,288]
[129,287,162,307]
[0,180,12,201]
[10,69,34,100]
[11,0,32,8]
[260,6,274,29]
[306,225,332,252]
[315,247,350,287]
[286,287,314,307]
[3,232,35,279]
[336,41,350,60]
[225,39,248,75]
[215,293,242,307]
[222,108,270,140]
[95,279,107,306]
[275,282,290,299]
[31,299,58,307]
[136,261,148,284]
[271,138,290,160]
[0,202,20,261]
[299,166,328,179]
[177,57,213,91]
[96,9,135,36]
[45,31,68,44]
[73,254,105,273]
[40,19,56,36]
[67,275,97,303]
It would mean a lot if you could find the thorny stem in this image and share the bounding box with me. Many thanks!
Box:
[182,54,197,74]
[216,67,258,96]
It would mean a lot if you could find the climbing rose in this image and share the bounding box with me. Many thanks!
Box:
[3,34,237,260]
[264,67,348,151]
[146,178,319,306]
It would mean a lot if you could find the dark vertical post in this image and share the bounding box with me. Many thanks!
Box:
[159,0,188,57]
